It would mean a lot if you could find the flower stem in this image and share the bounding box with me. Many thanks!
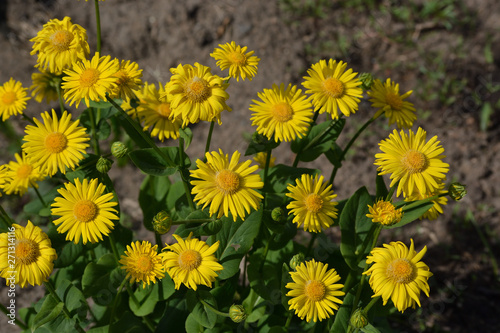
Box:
[172,218,213,225]
[262,148,272,211]
[21,113,36,126]
[155,233,163,251]
[88,108,101,155]
[109,277,128,325]
[259,232,275,272]
[94,0,102,54]
[0,303,28,329]
[401,192,448,212]
[385,183,398,201]
[204,121,215,159]
[55,77,65,112]
[199,298,230,317]
[31,182,47,208]
[178,137,195,211]
[305,233,317,257]
[44,280,86,333]
[362,296,380,314]
[125,284,156,332]
[0,204,14,227]
[108,233,121,265]
[284,311,293,330]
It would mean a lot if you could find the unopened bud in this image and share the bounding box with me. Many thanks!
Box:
[111,141,128,159]
[152,211,172,234]
[289,253,305,271]
[359,73,374,90]
[350,308,368,329]
[448,183,467,201]
[96,157,112,173]
[229,304,247,323]
[271,207,285,223]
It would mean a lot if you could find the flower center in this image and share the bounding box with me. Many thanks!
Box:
[185,76,210,102]
[372,201,402,226]
[229,51,246,65]
[15,238,40,265]
[115,69,130,86]
[44,132,68,153]
[79,68,100,88]
[304,280,326,302]
[73,200,98,223]
[386,258,417,284]
[16,164,33,179]
[386,92,403,111]
[50,30,74,52]
[322,77,344,98]
[215,169,240,194]
[2,91,17,105]
[157,103,171,118]
[271,102,293,123]
[401,150,428,174]
[178,249,202,271]
[305,193,323,213]
[136,255,153,273]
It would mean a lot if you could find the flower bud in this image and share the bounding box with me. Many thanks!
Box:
[350,308,368,329]
[152,211,172,234]
[271,207,285,223]
[289,253,305,271]
[448,182,467,201]
[229,304,247,323]
[359,73,374,90]
[111,141,128,159]
[96,157,112,174]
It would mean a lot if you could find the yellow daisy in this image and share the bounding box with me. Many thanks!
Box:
[166,63,231,126]
[1,152,46,196]
[134,82,182,141]
[22,109,90,176]
[363,239,432,312]
[51,178,119,244]
[0,165,7,197]
[0,221,57,288]
[286,259,345,323]
[0,78,30,121]
[404,182,448,220]
[286,174,338,233]
[119,241,165,288]
[302,59,363,119]
[210,41,260,81]
[62,53,120,108]
[30,16,89,74]
[160,233,223,290]
[30,70,61,104]
[252,152,276,169]
[368,78,416,129]
[109,60,143,100]
[366,200,403,226]
[190,149,264,222]
[250,83,313,142]
[375,127,449,197]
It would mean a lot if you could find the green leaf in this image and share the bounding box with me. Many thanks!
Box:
[110,310,147,333]
[23,186,61,216]
[129,146,190,176]
[138,175,171,231]
[330,288,355,333]
[325,142,344,169]
[65,154,101,181]
[244,134,280,156]
[32,295,64,331]
[87,326,110,333]
[129,283,159,317]
[158,274,176,301]
[81,254,119,303]
[186,290,217,329]
[340,187,374,270]
[263,164,320,194]
[180,127,193,150]
[117,116,149,149]
[185,313,204,333]
[361,323,383,333]
[156,298,189,332]
[35,315,76,333]
[375,174,388,201]
[385,200,435,229]
[54,242,84,268]
[291,118,345,162]
[55,279,87,318]
[480,102,493,132]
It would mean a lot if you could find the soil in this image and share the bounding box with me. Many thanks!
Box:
[1,0,499,332]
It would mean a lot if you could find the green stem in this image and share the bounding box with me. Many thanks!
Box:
[172,218,213,225]
[204,121,216,158]
[125,284,156,331]
[0,205,14,227]
[259,232,275,272]
[88,108,101,155]
[262,149,272,210]
[55,78,65,112]
[284,311,293,330]
[0,303,28,330]
[385,183,398,201]
[108,233,121,264]
[21,113,36,126]
[305,233,317,257]
[199,298,230,317]
[363,296,380,314]
[293,115,336,167]
[45,280,86,333]
[155,233,163,251]
[109,277,128,325]
[31,182,47,208]
[94,0,102,54]
[179,137,195,211]
[401,192,449,211]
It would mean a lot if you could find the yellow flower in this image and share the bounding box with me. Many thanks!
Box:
[133,82,182,141]
[250,83,313,142]
[119,241,165,288]
[62,53,120,108]
[166,63,231,126]
[190,150,264,222]
[0,221,57,288]
[368,78,416,129]
[367,200,403,226]
[22,109,90,176]
[210,41,260,81]
[160,233,223,290]
[363,239,432,312]
[374,128,449,197]
[302,59,363,119]
[30,16,89,74]
[252,152,276,169]
[30,70,61,104]
[109,60,143,100]
[51,178,119,244]
[286,174,338,233]
[1,152,46,196]
[0,165,7,197]
[0,78,30,121]
[404,182,448,220]
[286,259,344,323]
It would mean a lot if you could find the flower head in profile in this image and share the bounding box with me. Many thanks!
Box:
[109,60,143,100]
[160,233,223,290]
[252,152,276,169]
[286,174,338,233]
[133,82,182,141]
[62,53,119,108]
[363,239,432,312]
[120,241,165,288]
[22,110,90,176]
[51,178,119,244]
[210,41,260,81]
[405,182,448,220]
[30,70,61,104]
[250,83,313,142]
[302,59,363,119]
[0,221,57,288]
[0,78,30,121]
[30,16,89,74]
[286,259,344,323]
[368,78,416,129]
[367,200,403,226]
[375,128,449,197]
[166,63,231,126]
[191,150,264,222]
[1,152,46,196]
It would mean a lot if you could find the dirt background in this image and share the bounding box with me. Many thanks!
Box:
[1,0,500,332]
